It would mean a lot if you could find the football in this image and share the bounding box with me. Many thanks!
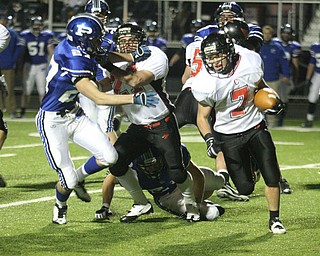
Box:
[253,88,278,111]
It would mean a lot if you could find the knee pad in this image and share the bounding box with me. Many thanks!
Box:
[236,181,255,195]
[168,168,187,184]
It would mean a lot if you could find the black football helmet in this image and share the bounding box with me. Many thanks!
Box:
[136,148,164,179]
[200,32,236,75]
[113,23,147,53]
[223,18,249,45]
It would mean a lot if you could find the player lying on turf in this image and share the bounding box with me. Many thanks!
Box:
[95,144,226,222]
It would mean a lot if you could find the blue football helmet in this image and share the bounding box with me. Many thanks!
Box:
[215,2,244,27]
[84,0,111,24]
[66,13,105,56]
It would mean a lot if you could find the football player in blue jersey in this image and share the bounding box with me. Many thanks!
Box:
[214,1,263,53]
[301,33,320,128]
[82,0,119,144]
[35,13,158,225]
[0,14,24,119]
[0,23,10,187]
[145,20,167,53]
[95,144,225,222]
[19,16,56,118]
[273,24,301,127]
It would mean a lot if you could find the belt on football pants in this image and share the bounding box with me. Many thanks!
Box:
[143,114,171,129]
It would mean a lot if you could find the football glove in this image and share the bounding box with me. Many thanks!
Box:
[0,75,8,98]
[204,133,222,158]
[131,45,151,63]
[264,97,285,115]
[133,91,159,108]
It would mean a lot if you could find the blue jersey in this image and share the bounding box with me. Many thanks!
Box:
[260,39,290,81]
[146,37,168,53]
[41,39,97,112]
[309,42,320,74]
[195,25,219,41]
[132,145,191,199]
[273,38,301,61]
[248,24,263,45]
[181,33,195,48]
[0,27,24,69]
[20,29,55,65]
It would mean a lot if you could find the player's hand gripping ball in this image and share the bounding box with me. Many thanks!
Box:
[253,88,278,111]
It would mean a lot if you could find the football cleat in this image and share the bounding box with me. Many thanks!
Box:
[73,181,91,202]
[217,183,249,201]
[199,200,225,221]
[279,178,292,194]
[185,203,200,222]
[269,217,286,234]
[52,204,68,225]
[95,206,113,220]
[120,202,153,223]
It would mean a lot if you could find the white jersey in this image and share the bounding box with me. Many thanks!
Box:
[183,41,203,90]
[191,45,264,134]
[112,46,172,125]
[0,24,10,52]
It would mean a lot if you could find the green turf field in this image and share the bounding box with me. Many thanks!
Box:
[0,113,319,256]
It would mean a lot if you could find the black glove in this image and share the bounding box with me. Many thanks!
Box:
[131,45,151,63]
[0,75,8,98]
[264,98,285,115]
[204,133,222,158]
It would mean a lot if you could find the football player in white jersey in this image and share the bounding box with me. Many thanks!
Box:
[35,14,158,225]
[175,24,250,202]
[97,23,202,222]
[191,32,286,234]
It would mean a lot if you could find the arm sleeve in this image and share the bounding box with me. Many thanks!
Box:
[0,24,10,53]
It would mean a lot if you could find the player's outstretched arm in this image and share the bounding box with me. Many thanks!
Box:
[75,77,158,107]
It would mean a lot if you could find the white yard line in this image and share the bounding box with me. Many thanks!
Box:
[0,187,124,209]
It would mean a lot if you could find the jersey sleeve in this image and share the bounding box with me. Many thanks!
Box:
[0,24,10,52]
[62,49,96,82]
[137,46,168,80]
